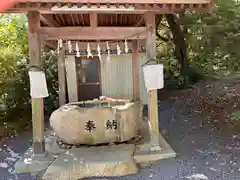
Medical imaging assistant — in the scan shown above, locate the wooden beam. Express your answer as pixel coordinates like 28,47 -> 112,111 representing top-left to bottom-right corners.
58,46 -> 66,106
40,14 -> 59,27
132,40 -> 140,101
90,12 -> 97,27
18,0 -> 211,4
27,11 -> 45,154
144,12 -> 161,150
62,40 -> 145,52
39,27 -> 147,40
44,40 -> 57,49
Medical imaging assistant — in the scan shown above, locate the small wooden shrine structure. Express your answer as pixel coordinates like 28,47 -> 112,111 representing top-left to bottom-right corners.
7,0 -> 211,158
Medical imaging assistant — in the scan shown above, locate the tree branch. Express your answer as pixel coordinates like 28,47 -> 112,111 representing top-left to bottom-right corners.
156,32 -> 170,42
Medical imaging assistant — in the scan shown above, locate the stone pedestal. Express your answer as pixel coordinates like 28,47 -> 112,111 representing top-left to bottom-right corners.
42,144 -> 138,180
14,149 -> 55,174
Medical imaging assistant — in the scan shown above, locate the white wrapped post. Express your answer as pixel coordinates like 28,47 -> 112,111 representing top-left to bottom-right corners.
29,70 -> 49,98
143,64 -> 164,91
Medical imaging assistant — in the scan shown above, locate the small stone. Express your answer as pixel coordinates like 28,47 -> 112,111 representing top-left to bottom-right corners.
219,162 -> 226,166
232,135 -> 238,139
0,162 -> 9,168
209,167 -> 217,172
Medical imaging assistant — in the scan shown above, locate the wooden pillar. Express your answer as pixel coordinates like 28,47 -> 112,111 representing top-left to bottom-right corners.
65,55 -> 78,102
58,45 -> 66,106
145,12 -> 160,149
132,40 -> 140,101
27,11 -> 45,154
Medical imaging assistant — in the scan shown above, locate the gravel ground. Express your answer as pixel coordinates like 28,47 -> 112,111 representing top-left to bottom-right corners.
0,100 -> 240,180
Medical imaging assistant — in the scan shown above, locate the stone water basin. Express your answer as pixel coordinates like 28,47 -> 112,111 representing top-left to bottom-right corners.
50,99 -> 142,145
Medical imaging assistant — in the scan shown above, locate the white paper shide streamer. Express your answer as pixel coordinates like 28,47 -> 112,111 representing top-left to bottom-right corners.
106,41 -> 110,62
124,39 -> 129,53
57,39 -> 63,54
97,43 -> 102,63
75,42 -> 80,57
68,40 -> 72,53
117,43 -> 121,55
87,43 -> 93,58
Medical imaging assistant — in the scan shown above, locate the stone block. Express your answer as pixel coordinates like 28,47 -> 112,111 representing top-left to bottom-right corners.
42,144 -> 138,180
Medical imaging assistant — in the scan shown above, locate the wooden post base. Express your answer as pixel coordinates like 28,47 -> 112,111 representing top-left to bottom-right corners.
134,120 -> 176,164
33,141 -> 45,154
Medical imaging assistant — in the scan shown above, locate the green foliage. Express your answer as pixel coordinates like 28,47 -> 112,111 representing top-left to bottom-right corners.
0,14 -> 58,133
187,0 -> 240,74
157,0 -> 240,88
42,50 -> 59,116
231,110 -> 240,121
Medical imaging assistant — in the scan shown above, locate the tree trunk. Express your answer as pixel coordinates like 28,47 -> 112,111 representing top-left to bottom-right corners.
165,14 -> 190,81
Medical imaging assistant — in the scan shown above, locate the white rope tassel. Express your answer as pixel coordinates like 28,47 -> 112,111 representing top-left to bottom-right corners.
76,42 -> 80,57
87,43 -> 93,58
97,43 -> 102,63
106,41 -> 110,62
117,42 -> 121,55
57,39 -> 63,54
68,40 -> 72,53
124,39 -> 129,53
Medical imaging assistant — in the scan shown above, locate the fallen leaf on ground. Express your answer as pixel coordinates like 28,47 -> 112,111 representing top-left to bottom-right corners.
185,173 -> 209,180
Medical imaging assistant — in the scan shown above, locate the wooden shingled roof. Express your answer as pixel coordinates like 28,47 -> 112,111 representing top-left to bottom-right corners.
8,0 -> 212,47
8,0 -> 212,14
8,0 -> 212,28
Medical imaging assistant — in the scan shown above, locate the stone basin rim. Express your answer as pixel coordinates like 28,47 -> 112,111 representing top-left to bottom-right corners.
62,99 -> 141,110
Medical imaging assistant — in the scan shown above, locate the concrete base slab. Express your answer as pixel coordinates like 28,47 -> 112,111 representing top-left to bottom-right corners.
134,134 -> 176,164
134,119 -> 176,164
45,131 -> 66,155
42,144 -> 138,180
14,148 -> 55,173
